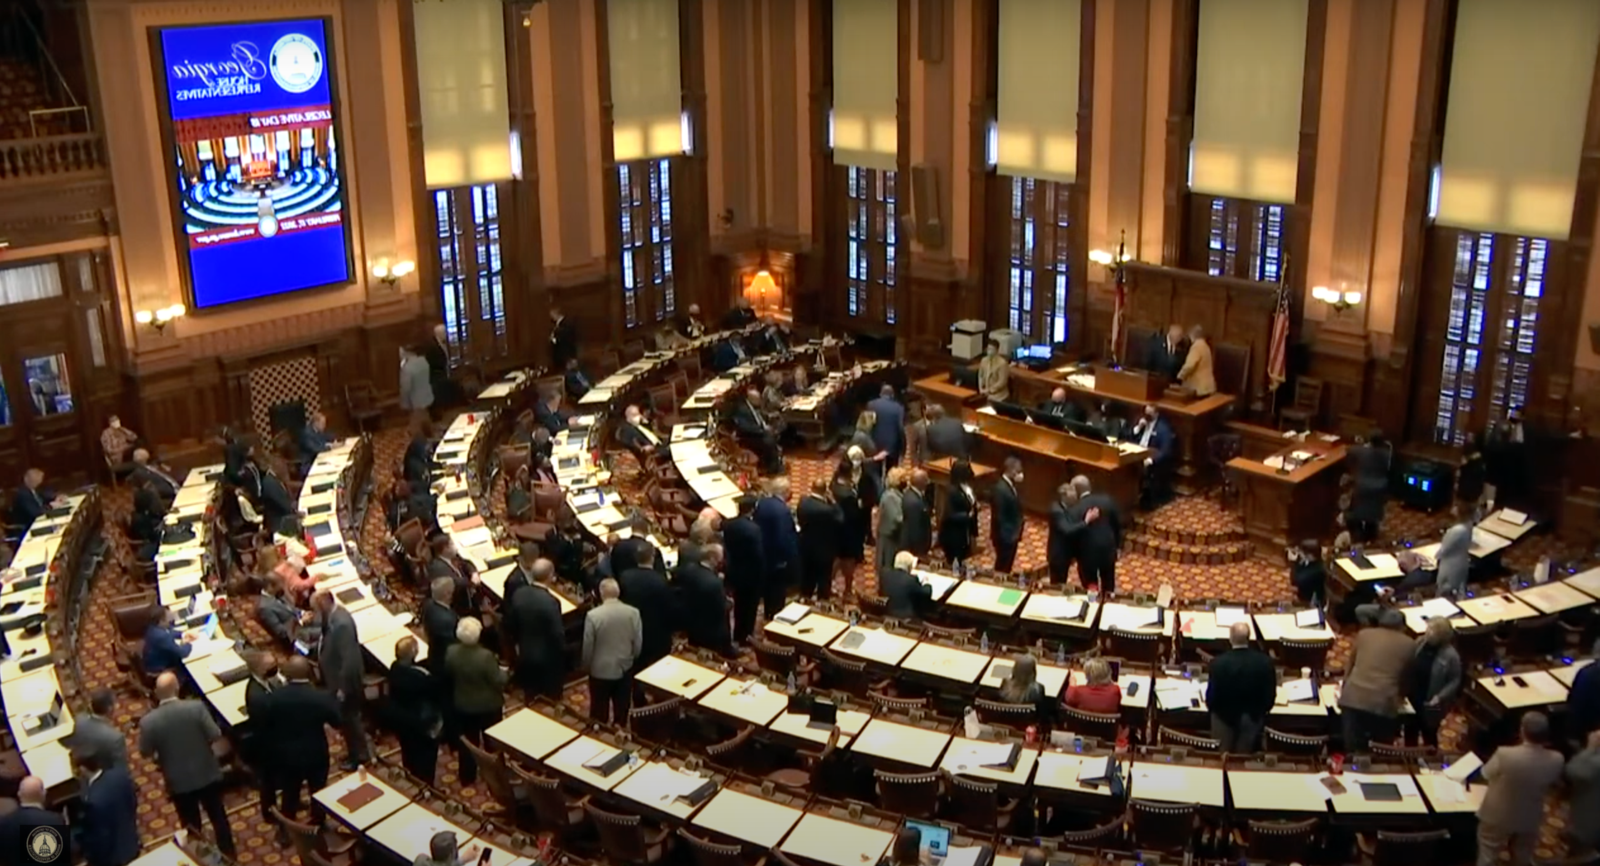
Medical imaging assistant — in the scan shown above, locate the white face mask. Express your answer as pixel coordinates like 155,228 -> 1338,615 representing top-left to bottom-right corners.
110,419 -> 120,429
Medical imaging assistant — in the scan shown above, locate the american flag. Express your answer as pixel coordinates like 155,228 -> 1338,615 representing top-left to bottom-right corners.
1266,278 -> 1291,392
1109,248 -> 1127,365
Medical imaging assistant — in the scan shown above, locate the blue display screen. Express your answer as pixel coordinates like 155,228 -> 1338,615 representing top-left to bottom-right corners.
155,19 -> 351,309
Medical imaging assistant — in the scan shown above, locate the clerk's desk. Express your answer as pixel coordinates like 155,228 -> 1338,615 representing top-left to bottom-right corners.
1227,438 -> 1347,553
961,407 -> 1147,514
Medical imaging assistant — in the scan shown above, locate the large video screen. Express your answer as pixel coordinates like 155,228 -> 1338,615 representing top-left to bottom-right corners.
155,19 -> 352,309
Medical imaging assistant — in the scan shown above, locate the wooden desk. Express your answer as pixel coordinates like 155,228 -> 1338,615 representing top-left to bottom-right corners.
1179,609 -> 1244,643
1098,602 -> 1176,637
485,708 -> 581,761
1414,770 -> 1485,814
912,375 -> 980,419
129,843 -> 199,866
963,408 -> 1145,515
944,579 -> 1029,619
697,677 -> 791,726
1228,770 -> 1332,813
980,656 -> 1070,698
1455,593 -> 1540,626
940,736 -> 1039,787
900,643 -> 991,686
767,707 -> 872,747
1253,611 -> 1335,644
543,736 -> 640,791
1478,510 -> 1537,542
366,803 -> 478,860
1549,658 -> 1593,687
762,611 -> 851,650
1474,671 -> 1569,710
827,626 -> 918,667
850,718 -> 952,768
691,788 -> 804,848
1018,592 -> 1099,639
1326,772 -> 1428,816
1569,567 -> 1600,597
636,655 -> 724,700
1228,440 -> 1347,553
1127,761 -> 1226,807
314,771 -> 412,830
1513,581 -> 1596,615
1335,553 -> 1405,584
609,761 -> 715,821
1032,751 -> 1120,800
779,813 -> 894,866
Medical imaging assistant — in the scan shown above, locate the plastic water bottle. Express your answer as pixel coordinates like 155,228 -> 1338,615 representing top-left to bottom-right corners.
980,632 -> 990,653
963,706 -> 980,738
1055,643 -> 1066,665
786,670 -> 797,693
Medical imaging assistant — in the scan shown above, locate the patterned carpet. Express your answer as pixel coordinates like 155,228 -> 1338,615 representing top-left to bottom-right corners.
74,421 -> 1586,862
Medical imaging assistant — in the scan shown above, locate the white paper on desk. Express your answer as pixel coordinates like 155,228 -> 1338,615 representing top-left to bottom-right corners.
1215,607 -> 1249,627
1155,683 -> 1199,711
206,653 -> 242,676
1443,752 -> 1483,783
951,742 -> 1017,769
632,767 -> 703,802
188,638 -> 234,660
1429,776 -> 1467,804
775,603 -> 810,625
1037,597 -> 1085,621
1293,609 -> 1324,629
1156,584 -> 1174,610
454,526 -> 493,550
1264,456 -> 1287,470
1418,597 -> 1460,619
1077,756 -> 1113,782
1281,678 -> 1316,703
1501,508 -> 1528,526
943,847 -> 985,866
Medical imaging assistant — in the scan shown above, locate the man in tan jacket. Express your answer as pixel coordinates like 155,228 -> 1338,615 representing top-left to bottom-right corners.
1478,712 -> 1563,866
977,339 -> 1011,403
1337,607 -> 1414,752
1176,325 -> 1217,397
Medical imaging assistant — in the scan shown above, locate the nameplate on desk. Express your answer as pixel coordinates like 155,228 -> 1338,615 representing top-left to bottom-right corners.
310,481 -> 337,495
444,489 -> 470,502
306,502 -> 333,516
583,750 -> 631,776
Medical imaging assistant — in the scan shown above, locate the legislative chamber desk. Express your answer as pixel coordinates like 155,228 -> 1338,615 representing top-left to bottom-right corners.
914,369 -> 1233,493
1227,438 -> 1347,553
962,407 -> 1146,514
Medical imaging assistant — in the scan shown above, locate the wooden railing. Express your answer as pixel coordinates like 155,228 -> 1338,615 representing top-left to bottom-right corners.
0,133 -> 108,183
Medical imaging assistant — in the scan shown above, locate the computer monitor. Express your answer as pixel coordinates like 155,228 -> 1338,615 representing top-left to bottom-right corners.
950,366 -> 979,389
1066,420 -> 1109,443
1032,410 -> 1066,431
991,402 -> 1031,423
904,820 -> 951,859
1026,344 -> 1052,360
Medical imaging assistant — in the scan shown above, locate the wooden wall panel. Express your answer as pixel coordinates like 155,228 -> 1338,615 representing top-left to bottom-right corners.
1121,263 -> 1284,403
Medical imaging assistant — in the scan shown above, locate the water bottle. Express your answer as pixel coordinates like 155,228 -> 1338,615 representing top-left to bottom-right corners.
787,670 -> 797,694
1017,571 -> 1027,589
980,631 -> 990,653
1055,643 -> 1066,665
963,706 -> 980,738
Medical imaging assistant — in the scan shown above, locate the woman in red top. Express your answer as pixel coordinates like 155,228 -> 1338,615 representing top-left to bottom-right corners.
1064,657 -> 1123,714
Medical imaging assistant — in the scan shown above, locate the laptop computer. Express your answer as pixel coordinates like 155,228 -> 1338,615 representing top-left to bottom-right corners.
807,698 -> 838,729
335,587 -> 365,605
905,820 -> 951,860
1359,782 -> 1404,802
22,694 -> 64,735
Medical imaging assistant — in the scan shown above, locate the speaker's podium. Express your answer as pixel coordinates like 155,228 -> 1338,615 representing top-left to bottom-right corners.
1093,365 -> 1166,402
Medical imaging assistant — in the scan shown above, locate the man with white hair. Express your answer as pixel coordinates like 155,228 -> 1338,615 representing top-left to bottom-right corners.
879,550 -> 934,621
618,404 -> 666,456
421,576 -> 460,674
1069,475 -> 1122,594
583,578 -> 642,723
732,387 -> 784,474
1204,622 -> 1276,753
130,447 -> 179,505
677,543 -> 734,656
678,303 -> 707,339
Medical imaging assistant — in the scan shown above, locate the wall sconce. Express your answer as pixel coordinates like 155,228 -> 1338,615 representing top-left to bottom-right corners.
134,304 -> 186,334
748,268 -> 778,314
1311,285 -> 1363,313
371,259 -> 415,289
1089,229 -> 1134,275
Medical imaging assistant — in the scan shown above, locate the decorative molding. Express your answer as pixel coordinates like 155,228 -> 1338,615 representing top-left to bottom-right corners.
543,259 -> 609,288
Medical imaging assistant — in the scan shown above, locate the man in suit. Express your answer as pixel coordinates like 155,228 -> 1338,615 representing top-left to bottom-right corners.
252,458 -> 298,535
1047,483 -> 1082,586
1176,325 -> 1216,397
9,468 -> 64,529
75,750 -> 140,866
676,544 -> 735,656
610,516 -> 662,575
1070,476 -> 1122,593
990,457 -> 1025,574
722,296 -> 758,330
421,577 -> 460,675
240,652 -> 282,828
675,514 -> 720,581
924,405 -> 969,460
582,578 -> 642,723
1345,433 -> 1391,542
68,688 -> 128,772
977,340 -> 1011,403
312,589 -> 370,769
129,448 -> 180,506
0,777 -> 66,861
549,306 -> 578,370
258,575 -> 319,648
1204,622 -> 1276,753
723,495 -> 766,642
866,385 -> 906,469
533,384 -> 570,434
1478,712 -> 1564,866
1149,324 -> 1187,380
298,412 -> 335,457
797,479 -> 843,600
1130,405 -> 1178,507
678,303 -> 708,339
754,478 -> 801,615
563,358 -> 593,402
617,556 -> 674,671
876,470 -> 905,575
505,557 -> 567,700
880,551 -> 934,620
732,388 -> 784,475
1337,607 -> 1414,752
901,470 -> 934,558
711,335 -> 749,372
399,344 -> 435,425
261,655 -> 341,821
1037,388 -> 1087,425
1433,520 -> 1472,599
139,673 -> 235,857
618,405 -> 667,457
142,606 -> 196,675
426,323 -> 458,409
759,319 -> 795,356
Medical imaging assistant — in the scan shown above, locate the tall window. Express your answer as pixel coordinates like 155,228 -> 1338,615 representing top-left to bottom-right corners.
1432,233 -> 1546,445
618,158 -> 678,329
1190,195 -> 1287,283
845,166 -> 898,325
1006,177 -> 1072,343
435,184 -> 508,359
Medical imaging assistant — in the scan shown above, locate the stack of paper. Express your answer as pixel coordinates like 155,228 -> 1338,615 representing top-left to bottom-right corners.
775,603 -> 810,625
1215,607 -> 1249,627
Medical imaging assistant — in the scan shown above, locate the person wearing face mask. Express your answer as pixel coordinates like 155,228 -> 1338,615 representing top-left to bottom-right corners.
977,340 -> 1011,403
1287,538 -> 1327,605
733,387 -> 785,475
990,457 -> 1025,573
1131,405 -> 1177,507
939,460 -> 978,569
240,652 -> 283,832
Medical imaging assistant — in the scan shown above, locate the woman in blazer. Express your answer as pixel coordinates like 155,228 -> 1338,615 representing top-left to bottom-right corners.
938,460 -> 977,569
831,463 -> 867,597
444,618 -> 507,785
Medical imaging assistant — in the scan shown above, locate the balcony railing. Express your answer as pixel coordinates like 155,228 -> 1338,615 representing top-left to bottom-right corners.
0,133 -> 107,183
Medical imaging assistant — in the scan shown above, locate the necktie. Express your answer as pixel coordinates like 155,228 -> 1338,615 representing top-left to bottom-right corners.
639,424 -> 660,446
1140,423 -> 1154,447
752,403 -> 767,430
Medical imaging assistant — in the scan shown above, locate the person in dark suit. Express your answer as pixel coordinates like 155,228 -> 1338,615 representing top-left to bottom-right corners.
754,477 -> 801,619
721,296 -> 758,330
388,480 -> 438,534
938,460 -> 978,569
1344,433 -> 1391,542
239,653 -> 282,831
533,384 -> 570,434
866,385 -> 907,469
129,488 -> 164,562
142,606 -> 195,675
678,303 -> 708,339
139,673 -> 235,856
723,496 -> 765,642
427,535 -> 481,615
901,471 -> 933,558
10,468 -> 64,529
711,335 -> 749,372
797,479 -> 843,600
68,689 -> 128,773
924,405 -> 969,460
298,412 -> 335,457
617,560 -> 675,670
421,577 -> 461,675
403,421 -> 434,489
563,358 -> 594,401
260,655 -> 341,821
1130,405 -> 1178,507
252,460 -> 297,535
617,405 -> 667,457
1069,475 -> 1122,594
549,306 -> 578,370
676,544 -> 735,656
129,448 -> 180,506
1148,324 -> 1188,380
834,458 -> 869,597
879,551 -> 934,620
0,777 -> 66,863
312,590 -> 370,769
610,519 -> 662,575
505,557 -> 567,699
1288,539 -> 1327,605
732,388 -> 784,475
75,751 -> 140,866
1047,483 -> 1082,586
384,636 -> 442,785
257,574 -> 315,649
426,324 -> 457,409
1204,622 -> 1277,753
758,319 -> 795,356
1037,388 -> 1087,425
990,457 -> 1025,574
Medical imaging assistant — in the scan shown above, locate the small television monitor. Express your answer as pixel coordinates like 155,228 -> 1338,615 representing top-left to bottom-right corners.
904,820 -> 951,858
991,402 -> 1031,423
1027,344 -> 1053,360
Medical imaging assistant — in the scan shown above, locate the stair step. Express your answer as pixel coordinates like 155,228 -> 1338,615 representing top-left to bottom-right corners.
1130,517 -> 1247,546
1124,532 -> 1253,565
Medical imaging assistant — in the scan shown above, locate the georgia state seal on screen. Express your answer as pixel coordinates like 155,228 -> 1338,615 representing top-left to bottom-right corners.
270,33 -> 324,94
24,825 -> 64,864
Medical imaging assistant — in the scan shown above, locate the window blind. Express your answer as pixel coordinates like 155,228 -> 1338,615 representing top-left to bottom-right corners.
413,0 -> 515,187
608,0 -> 685,161
1435,0 -> 1600,240
832,0 -> 898,171
996,0 -> 1081,182
1189,0 -> 1308,203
